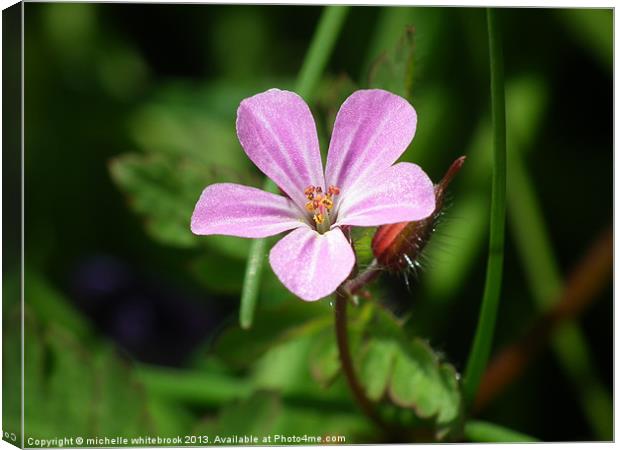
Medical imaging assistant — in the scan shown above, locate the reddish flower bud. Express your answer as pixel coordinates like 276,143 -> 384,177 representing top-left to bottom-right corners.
371,156 -> 466,271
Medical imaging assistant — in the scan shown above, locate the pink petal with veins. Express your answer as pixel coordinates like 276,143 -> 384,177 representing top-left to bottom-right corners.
335,162 -> 435,227
237,89 -> 325,210
325,89 -> 417,196
191,183 -> 305,238
269,227 -> 355,301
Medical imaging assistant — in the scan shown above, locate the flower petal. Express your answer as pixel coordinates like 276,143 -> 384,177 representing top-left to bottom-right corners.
269,227 -> 355,301
325,89 -> 417,194
335,162 -> 435,227
191,183 -> 305,238
236,89 -> 325,210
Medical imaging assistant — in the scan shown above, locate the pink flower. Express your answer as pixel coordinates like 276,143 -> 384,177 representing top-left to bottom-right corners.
191,89 -> 435,301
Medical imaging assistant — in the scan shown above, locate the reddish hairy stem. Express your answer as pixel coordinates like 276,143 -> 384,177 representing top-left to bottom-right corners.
334,290 -> 387,430
474,226 -> 613,412
342,259 -> 381,295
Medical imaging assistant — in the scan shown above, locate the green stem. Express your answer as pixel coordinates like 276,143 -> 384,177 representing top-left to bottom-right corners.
239,237 -> 267,329
239,6 -> 350,329
464,420 -> 539,443
463,8 -> 507,405
296,6 -> 350,99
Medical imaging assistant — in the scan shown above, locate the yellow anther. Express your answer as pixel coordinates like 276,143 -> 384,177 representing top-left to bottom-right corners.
305,201 -> 315,212
304,186 -> 315,200
322,197 -> 333,210
313,213 -> 324,225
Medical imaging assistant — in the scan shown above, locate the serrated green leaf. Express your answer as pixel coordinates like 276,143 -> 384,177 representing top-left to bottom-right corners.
145,396 -> 195,439
309,332 -> 341,386
111,83 -> 257,251
22,310 -> 153,439
389,339 -> 443,418
436,364 -> 462,424
25,268 -> 91,339
359,338 -> 397,401
129,101 -> 246,171
194,391 -> 368,442
92,347 -> 154,436
109,152 -> 202,248
213,300 -> 332,369
42,327 -> 95,436
342,304 -> 463,437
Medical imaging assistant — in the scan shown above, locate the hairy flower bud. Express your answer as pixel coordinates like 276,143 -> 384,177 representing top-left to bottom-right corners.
371,156 -> 466,271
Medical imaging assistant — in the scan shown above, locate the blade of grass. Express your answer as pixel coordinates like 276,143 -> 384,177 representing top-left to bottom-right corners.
464,420 -> 539,442
296,6 -> 350,100
239,6 -> 350,329
463,8 -> 506,405
135,365 -> 252,406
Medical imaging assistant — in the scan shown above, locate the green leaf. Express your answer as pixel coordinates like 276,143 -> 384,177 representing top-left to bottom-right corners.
213,300 -> 332,370
464,420 -> 538,442
22,309 -> 154,439
25,268 -> 91,339
308,331 -> 341,386
194,391 -> 368,443
91,347 -> 154,436
367,26 -> 416,98
135,364 -> 252,407
436,364 -> 462,429
358,338 -> 397,401
109,152 -> 202,248
332,303 -> 463,439
144,396 -> 196,439
110,83 -> 257,250
388,339 -> 444,417
128,96 -> 247,170
251,335 -> 317,395
110,148 -> 251,254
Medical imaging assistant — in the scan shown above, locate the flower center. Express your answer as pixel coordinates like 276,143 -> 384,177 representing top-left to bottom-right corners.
304,185 -> 340,233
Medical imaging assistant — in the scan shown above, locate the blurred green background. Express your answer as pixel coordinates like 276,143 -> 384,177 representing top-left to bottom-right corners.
4,4 -> 612,443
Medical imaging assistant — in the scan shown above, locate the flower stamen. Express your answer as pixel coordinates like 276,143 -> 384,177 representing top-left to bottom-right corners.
304,186 -> 315,200
304,184 -> 340,231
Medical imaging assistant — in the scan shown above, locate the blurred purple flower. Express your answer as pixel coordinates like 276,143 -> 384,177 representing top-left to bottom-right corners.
191,89 -> 435,301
